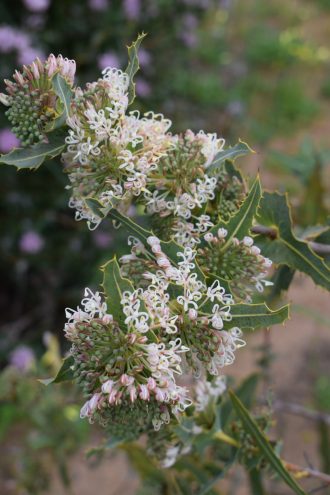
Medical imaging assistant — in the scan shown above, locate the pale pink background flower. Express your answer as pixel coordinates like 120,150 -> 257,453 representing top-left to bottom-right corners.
23,0 -> 50,12
97,51 -> 120,70
136,78 -> 151,97
123,0 -> 140,20
10,346 -> 35,372
0,128 -> 20,153
19,231 -> 44,254
93,231 -> 113,248
88,0 -> 109,11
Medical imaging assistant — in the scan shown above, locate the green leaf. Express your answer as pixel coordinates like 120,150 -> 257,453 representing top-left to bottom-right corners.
266,265 -> 295,304
202,176 -> 261,251
229,391 -> 307,495
221,373 -> 259,429
39,355 -> 75,385
101,257 -> 135,326
0,131 -> 65,169
248,468 -> 266,495
48,73 -> 73,130
85,197 -> 108,220
125,33 -> 147,105
224,302 -> 289,329
207,140 -> 254,176
201,300 -> 289,329
255,192 -> 330,291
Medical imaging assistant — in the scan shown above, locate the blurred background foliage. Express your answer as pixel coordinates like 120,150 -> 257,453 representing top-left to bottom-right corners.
0,0 -> 329,493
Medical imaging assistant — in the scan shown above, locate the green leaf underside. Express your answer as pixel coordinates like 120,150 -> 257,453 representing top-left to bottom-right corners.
125,32 -> 147,105
203,176 -> 261,250
207,140 -> 254,176
0,131 -> 65,169
39,355 -> 75,385
101,257 -> 135,326
255,192 -> 330,290
229,391 -> 307,495
50,73 -> 73,130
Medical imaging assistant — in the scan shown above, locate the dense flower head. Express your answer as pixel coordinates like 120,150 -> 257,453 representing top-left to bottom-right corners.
65,287 -> 191,436
144,130 -> 224,219
0,54 -> 76,146
198,231 -> 272,301
63,67 -> 172,228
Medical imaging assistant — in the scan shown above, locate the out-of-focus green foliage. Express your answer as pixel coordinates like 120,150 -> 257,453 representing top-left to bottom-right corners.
0,335 -> 89,494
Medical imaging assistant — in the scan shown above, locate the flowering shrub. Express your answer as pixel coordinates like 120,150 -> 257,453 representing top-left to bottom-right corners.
1,36 -> 330,494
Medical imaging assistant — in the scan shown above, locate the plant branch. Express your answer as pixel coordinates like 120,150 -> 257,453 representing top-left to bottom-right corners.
271,400 -> 330,426
251,225 -> 330,255
283,462 -> 330,485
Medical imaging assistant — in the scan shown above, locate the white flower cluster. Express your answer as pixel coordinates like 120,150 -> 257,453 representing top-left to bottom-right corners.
63,67 -> 172,228
195,375 -> 227,412
64,287 -> 191,429
145,174 -> 217,220
121,235 -> 246,375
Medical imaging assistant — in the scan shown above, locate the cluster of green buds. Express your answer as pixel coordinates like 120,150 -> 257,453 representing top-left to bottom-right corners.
0,54 -> 75,146
198,230 -> 272,301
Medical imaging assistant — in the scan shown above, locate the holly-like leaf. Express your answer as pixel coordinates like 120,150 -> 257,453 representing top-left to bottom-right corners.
223,302 -> 289,329
207,140 -> 254,176
229,391 -> 307,495
202,176 -> 261,250
0,131 -> 65,169
48,73 -> 73,130
101,257 -> 135,326
39,355 -> 75,385
125,32 -> 147,105
266,265 -> 295,303
255,192 -> 330,291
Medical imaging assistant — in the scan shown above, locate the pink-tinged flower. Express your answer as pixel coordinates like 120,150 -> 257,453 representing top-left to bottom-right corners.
136,78 -> 151,98
120,374 -> 134,386
101,379 -> 115,393
147,377 -> 157,391
123,0 -> 140,20
88,0 -> 108,11
139,384 -> 150,401
0,128 -> 20,152
10,346 -> 35,372
19,231 -> 44,254
23,0 -> 50,12
97,51 -> 120,70
129,385 -> 137,402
